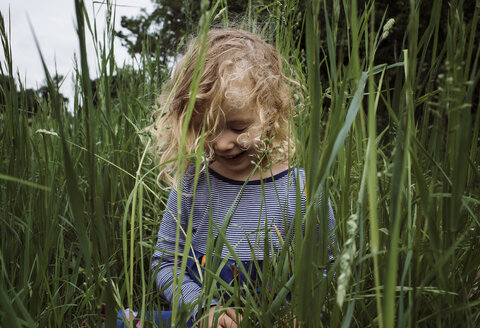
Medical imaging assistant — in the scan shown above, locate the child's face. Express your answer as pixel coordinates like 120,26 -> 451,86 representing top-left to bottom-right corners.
207,75 -> 262,180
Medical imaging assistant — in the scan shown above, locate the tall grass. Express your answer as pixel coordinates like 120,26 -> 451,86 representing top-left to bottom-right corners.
0,0 -> 479,327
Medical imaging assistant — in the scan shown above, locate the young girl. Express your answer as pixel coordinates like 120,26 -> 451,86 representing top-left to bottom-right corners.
117,28 -> 335,328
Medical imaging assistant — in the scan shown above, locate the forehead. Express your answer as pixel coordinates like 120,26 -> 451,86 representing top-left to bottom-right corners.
221,64 -> 258,121
222,101 -> 257,124
222,90 -> 258,124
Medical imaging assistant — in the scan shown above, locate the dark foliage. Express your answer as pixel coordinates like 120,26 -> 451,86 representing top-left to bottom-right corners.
0,74 -> 68,117
116,0 -> 203,66
116,0 -> 251,66
117,1 -> 478,70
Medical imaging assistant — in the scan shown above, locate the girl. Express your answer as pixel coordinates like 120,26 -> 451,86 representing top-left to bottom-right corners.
118,28 -> 335,327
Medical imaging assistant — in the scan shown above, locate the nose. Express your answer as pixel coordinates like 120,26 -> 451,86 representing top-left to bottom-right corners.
214,129 -> 236,153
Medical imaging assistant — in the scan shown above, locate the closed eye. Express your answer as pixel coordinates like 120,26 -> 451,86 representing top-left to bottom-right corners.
231,127 -> 247,133
227,119 -> 253,134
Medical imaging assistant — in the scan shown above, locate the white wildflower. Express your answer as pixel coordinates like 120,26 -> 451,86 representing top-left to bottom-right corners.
380,18 -> 396,41
384,18 -> 395,31
35,129 -> 58,137
337,213 -> 358,307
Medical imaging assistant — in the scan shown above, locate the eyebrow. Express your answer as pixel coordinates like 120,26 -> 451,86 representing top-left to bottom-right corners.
227,119 -> 253,125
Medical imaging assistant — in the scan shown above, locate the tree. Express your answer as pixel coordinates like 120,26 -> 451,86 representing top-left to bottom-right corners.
0,73 -> 68,117
116,0 -> 479,116
116,0 -> 253,66
116,1 -> 202,66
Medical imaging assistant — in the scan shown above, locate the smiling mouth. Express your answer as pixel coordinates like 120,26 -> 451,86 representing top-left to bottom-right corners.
222,151 -> 245,160
224,152 -> 245,160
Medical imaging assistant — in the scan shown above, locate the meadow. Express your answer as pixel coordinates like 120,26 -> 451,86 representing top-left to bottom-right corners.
0,0 -> 479,327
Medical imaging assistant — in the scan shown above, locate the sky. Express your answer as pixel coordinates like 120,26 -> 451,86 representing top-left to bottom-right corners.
0,0 -> 154,102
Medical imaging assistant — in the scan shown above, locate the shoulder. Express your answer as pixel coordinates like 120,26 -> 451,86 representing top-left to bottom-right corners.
287,167 -> 306,187
166,166 -> 209,199
292,167 -> 306,179
182,166 -> 197,191
182,166 -> 209,191
257,166 -> 306,188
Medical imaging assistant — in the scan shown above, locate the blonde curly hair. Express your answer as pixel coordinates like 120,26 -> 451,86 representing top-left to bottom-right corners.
149,28 -> 296,188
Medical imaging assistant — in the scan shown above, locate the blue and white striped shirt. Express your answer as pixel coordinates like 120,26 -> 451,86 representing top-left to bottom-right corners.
151,166 -> 335,314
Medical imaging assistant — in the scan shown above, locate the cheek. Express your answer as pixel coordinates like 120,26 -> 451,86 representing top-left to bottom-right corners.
237,128 -> 262,150
237,133 -> 251,149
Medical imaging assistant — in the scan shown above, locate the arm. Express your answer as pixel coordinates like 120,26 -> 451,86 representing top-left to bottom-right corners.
296,168 -> 336,260
327,198 -> 336,263
151,187 -> 206,319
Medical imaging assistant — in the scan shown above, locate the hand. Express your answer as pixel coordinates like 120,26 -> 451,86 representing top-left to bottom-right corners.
200,305 -> 242,328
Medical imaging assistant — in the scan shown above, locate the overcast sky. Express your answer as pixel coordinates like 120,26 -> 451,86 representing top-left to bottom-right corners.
0,0 -> 154,101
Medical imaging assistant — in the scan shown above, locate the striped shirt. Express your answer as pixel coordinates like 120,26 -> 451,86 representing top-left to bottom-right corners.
151,166 -> 335,315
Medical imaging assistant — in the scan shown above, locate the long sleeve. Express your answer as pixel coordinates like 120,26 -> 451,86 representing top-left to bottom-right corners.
151,186 -> 205,318
327,198 -> 336,261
